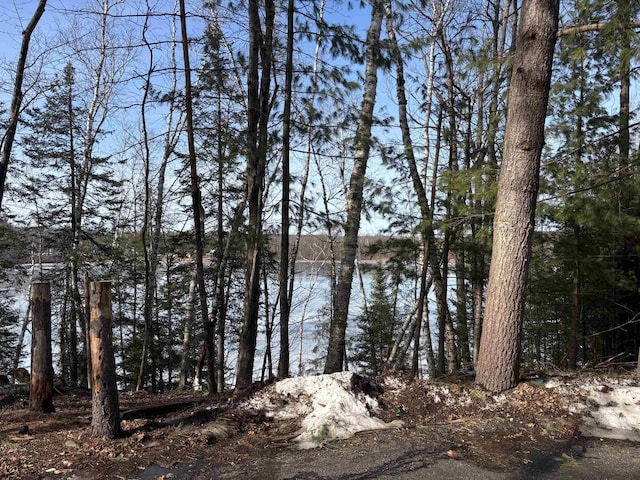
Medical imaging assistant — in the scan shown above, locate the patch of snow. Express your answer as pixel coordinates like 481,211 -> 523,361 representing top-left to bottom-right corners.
243,372 -> 401,449
579,384 -> 640,442
542,375 -> 640,442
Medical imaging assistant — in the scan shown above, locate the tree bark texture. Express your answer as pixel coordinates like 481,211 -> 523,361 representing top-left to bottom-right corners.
30,282 -> 54,413
325,0 -> 384,373
476,0 -> 559,393
89,281 -> 122,439
84,272 -> 92,388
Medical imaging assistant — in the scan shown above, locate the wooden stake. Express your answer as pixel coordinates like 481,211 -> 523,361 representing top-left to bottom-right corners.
84,272 -> 92,389
30,282 -> 54,413
89,281 -> 121,439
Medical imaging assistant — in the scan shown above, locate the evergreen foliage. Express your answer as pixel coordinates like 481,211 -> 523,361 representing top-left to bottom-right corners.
0,222 -> 22,372
530,0 -> 640,368
353,267 -> 402,376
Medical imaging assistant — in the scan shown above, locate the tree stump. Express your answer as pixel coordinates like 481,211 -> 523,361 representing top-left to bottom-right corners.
89,281 -> 122,439
30,282 -> 54,413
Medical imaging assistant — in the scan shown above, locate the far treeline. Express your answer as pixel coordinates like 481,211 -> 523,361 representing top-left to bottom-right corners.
0,0 -> 639,394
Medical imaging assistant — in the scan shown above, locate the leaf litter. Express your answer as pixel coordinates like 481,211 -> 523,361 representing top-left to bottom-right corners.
1,370 -> 640,478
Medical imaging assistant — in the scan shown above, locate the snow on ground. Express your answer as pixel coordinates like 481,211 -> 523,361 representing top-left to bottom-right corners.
243,371 -> 401,449
561,377 -> 640,442
546,375 -> 640,442
241,371 -> 640,448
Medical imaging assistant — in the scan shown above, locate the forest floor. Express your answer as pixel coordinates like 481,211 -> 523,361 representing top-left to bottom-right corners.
1,370 -> 640,479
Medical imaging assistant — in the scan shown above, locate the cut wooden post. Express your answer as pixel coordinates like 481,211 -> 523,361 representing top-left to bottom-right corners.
30,282 -> 54,413
89,281 -> 122,439
84,272 -> 92,389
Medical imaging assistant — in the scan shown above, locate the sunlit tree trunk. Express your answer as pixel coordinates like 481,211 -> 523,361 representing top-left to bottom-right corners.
476,0 -> 559,393
89,281 -> 121,439
325,0 -> 384,373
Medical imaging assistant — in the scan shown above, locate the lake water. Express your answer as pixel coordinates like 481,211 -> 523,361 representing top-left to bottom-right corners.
4,260 -> 441,384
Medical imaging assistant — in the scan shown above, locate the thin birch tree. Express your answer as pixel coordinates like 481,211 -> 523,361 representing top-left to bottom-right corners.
325,0 -> 384,373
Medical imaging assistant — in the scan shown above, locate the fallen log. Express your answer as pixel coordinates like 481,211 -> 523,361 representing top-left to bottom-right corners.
120,398 -> 207,420
0,384 -> 30,396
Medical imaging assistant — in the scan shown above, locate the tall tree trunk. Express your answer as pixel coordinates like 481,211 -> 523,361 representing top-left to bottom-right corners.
476,0 -> 559,393
0,0 -> 47,209
137,7 -> 155,392
179,0 -> 215,393
471,72 -> 487,367
60,268 -> 71,382
66,68 -> 80,387
139,0 -> 183,392
213,65 -> 227,392
487,0 -> 515,174
325,0 -> 384,374
278,0 -> 295,379
440,31 -> 463,374
236,0 -> 275,388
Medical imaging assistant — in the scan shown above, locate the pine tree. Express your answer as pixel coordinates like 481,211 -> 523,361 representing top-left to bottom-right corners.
20,61 -> 119,385
353,268 -> 396,376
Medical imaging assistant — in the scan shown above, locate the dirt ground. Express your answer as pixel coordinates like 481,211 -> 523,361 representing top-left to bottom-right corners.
1,372 -> 639,479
